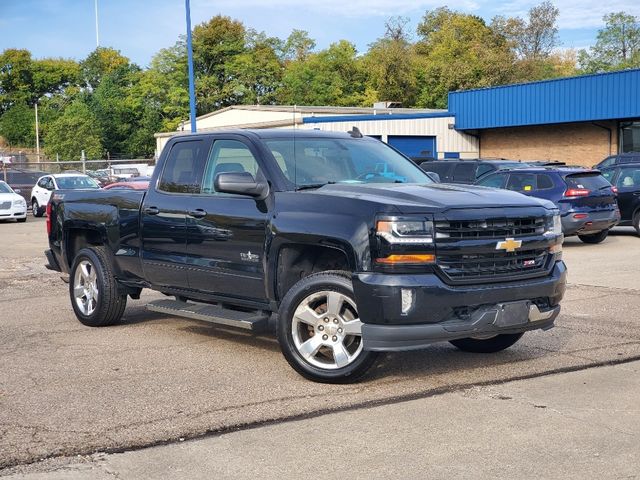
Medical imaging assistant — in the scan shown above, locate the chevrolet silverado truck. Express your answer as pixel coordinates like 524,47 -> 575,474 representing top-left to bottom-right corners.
45,129 -> 566,383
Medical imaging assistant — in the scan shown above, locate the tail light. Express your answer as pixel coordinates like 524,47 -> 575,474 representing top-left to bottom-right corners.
46,202 -> 52,235
612,186 -> 618,194
564,188 -> 590,197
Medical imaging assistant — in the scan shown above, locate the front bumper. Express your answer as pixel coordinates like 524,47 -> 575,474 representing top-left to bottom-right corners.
0,206 -> 27,219
561,209 -> 619,236
353,261 -> 566,351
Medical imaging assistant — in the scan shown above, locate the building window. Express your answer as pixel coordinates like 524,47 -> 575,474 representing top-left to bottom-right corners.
620,122 -> 640,153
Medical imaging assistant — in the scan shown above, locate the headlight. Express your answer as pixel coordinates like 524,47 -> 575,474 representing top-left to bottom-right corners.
376,218 -> 434,244
545,214 -> 562,236
13,199 -> 26,207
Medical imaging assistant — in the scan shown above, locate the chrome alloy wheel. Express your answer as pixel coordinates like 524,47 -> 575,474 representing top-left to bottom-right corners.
291,290 -> 364,370
73,260 -> 99,316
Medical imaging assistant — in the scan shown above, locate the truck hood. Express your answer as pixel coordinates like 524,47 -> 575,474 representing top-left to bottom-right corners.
308,183 -> 555,213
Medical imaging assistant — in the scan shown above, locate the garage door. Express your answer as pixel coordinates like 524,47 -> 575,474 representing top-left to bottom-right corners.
387,136 -> 436,160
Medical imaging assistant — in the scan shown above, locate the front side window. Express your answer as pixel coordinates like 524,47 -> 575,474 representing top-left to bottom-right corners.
616,167 -> 640,189
201,140 -> 260,194
38,177 -> 49,188
601,169 -> 615,183
265,137 -> 433,188
158,140 -> 206,194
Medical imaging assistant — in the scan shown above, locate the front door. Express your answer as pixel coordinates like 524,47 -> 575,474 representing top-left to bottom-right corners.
140,138 -> 209,289
614,165 -> 640,221
185,137 -> 269,301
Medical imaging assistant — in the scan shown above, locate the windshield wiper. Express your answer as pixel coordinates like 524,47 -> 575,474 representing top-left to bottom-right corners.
296,182 -> 335,191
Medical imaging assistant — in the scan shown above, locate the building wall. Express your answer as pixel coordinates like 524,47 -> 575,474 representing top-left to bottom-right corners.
299,117 -> 479,158
480,121 -> 618,166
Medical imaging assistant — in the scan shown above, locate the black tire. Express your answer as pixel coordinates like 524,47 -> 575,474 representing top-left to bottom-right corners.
277,271 -> 378,383
32,199 -> 43,217
17,217 -> 27,223
633,212 -> 640,235
450,333 -> 524,353
578,229 -> 609,244
69,246 -> 127,327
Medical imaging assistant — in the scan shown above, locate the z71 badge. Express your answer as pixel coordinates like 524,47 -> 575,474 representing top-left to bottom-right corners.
240,251 -> 260,262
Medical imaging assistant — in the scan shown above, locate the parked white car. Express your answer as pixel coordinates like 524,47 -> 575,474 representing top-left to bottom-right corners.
31,173 -> 100,217
0,180 -> 27,223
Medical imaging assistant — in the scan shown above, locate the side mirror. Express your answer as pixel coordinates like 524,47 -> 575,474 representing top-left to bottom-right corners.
214,172 -> 269,201
425,172 -> 441,183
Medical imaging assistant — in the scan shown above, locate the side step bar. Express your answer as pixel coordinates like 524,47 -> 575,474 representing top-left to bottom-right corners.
147,299 -> 270,332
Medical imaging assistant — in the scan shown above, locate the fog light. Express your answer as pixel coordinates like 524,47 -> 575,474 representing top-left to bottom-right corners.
401,288 -> 414,315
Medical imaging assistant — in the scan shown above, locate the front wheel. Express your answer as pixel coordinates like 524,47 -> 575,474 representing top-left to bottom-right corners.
277,271 -> 378,383
578,229 -> 609,244
449,333 -> 524,353
70,247 -> 127,327
633,212 -> 640,235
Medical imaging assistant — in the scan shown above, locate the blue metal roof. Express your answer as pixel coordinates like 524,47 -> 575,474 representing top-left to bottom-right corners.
302,111 -> 452,124
449,68 -> 640,130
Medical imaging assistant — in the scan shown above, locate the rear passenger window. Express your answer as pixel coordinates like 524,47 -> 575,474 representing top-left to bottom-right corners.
536,174 -> 554,190
476,164 -> 494,178
201,140 -> 260,194
421,163 -> 452,181
158,140 -> 206,194
506,173 -> 537,192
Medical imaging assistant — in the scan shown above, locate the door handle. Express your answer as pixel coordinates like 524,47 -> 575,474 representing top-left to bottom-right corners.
633,192 -> 640,196
144,206 -> 159,215
188,209 -> 207,219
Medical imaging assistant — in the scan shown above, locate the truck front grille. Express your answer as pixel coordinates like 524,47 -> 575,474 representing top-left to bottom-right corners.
438,248 -> 549,283
435,216 -> 547,239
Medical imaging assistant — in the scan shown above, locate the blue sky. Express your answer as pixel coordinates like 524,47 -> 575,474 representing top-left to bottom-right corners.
2,0 -> 640,67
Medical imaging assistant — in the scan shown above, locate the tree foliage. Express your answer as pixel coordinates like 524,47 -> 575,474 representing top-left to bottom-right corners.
579,12 -> 640,72
44,101 -> 103,160
0,7 -> 637,155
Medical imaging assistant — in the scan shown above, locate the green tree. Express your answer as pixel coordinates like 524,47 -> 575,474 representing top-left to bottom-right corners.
279,40 -> 369,106
415,7 -> 516,108
81,47 -> 131,89
491,2 -> 560,61
0,102 -> 35,146
192,15 -> 247,112
44,101 -> 103,160
281,29 -> 316,61
579,12 -> 640,72
364,17 -> 418,106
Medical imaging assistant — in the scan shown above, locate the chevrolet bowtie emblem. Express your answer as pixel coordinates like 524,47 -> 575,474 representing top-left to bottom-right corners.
496,237 -> 522,252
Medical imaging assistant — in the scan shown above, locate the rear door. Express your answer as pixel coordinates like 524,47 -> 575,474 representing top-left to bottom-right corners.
140,138 -> 210,289
185,137 -> 269,301
613,166 -> 640,221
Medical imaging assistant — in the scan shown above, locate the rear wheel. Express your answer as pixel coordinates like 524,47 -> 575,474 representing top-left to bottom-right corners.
578,229 -> 609,244
449,333 -> 524,353
32,199 -> 43,217
633,212 -> 640,235
70,246 -> 127,327
277,271 -> 378,383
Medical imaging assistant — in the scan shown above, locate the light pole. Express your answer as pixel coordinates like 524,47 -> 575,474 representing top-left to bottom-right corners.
185,0 -> 197,133
34,101 -> 40,161
95,0 -> 100,47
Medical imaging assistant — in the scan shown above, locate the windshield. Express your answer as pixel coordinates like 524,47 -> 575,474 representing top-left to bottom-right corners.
56,176 -> 100,189
0,182 -> 13,194
264,137 -> 434,188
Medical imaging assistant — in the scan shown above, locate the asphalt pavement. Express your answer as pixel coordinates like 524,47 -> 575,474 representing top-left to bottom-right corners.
1,218 -> 639,477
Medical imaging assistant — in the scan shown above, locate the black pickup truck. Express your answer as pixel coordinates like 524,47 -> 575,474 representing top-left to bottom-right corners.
45,129 -> 566,383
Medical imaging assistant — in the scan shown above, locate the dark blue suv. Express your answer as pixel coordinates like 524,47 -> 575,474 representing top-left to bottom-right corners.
476,167 -> 620,243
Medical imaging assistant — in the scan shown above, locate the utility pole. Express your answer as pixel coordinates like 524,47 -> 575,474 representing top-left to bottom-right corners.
185,0 -> 197,133
34,101 -> 40,161
95,0 -> 100,47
